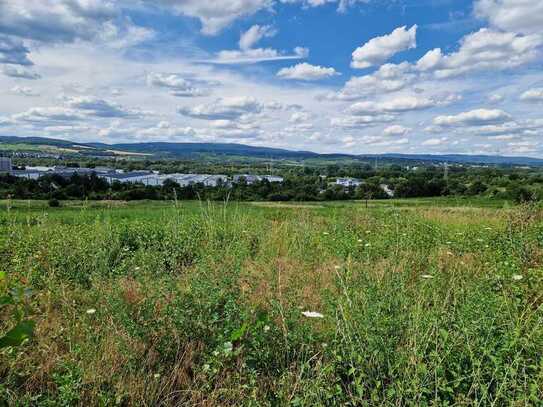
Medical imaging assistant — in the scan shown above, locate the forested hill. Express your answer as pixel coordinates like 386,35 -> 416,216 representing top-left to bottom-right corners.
2,135 -> 543,166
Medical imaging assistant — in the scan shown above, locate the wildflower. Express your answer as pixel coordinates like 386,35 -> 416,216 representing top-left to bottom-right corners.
421,275 -> 434,279
512,274 -> 523,281
357,239 -> 363,243
134,266 -> 141,271
364,243 -> 371,247
223,342 -> 233,353
302,311 -> 324,318
203,364 -> 210,371
323,232 -> 329,235
264,325 -> 270,332
86,308 -> 96,315
153,373 -> 161,379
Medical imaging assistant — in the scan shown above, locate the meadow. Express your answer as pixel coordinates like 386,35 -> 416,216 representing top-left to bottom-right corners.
1,198 -> 542,405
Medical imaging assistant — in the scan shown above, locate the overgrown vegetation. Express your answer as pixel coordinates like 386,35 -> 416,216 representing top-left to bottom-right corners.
1,199 -> 542,405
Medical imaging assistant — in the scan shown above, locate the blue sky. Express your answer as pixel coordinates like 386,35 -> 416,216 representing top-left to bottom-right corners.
0,0 -> 542,156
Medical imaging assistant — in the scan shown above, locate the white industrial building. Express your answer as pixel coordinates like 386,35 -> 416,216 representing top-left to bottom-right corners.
8,166 -> 283,188
336,178 -> 363,187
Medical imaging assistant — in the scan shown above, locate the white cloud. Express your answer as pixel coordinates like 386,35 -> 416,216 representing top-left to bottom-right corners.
239,25 -> 276,50
0,34 -> 32,66
178,96 -> 264,120
0,0 -> 118,43
147,72 -> 215,97
520,88 -> 543,102
210,26 -> 308,64
351,25 -> 417,69
10,86 -> 39,97
328,62 -> 414,100
433,109 -> 512,127
422,137 -> 448,146
149,0 -> 273,36
12,107 -> 83,124
213,47 -> 308,64
277,62 -> 339,80
474,0 -> 543,36
383,125 -> 410,136
66,96 -> 140,118
416,29 -> 542,78
331,114 -> 394,128
487,94 -> 504,103
348,95 -> 435,115
1,65 -> 40,79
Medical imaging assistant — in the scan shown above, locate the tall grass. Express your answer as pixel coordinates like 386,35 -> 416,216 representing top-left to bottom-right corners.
0,200 -> 542,405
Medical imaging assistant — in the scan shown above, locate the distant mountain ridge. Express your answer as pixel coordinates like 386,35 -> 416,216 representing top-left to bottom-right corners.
2,135 -> 543,166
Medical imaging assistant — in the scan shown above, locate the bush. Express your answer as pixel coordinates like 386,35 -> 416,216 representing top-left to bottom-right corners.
48,198 -> 61,208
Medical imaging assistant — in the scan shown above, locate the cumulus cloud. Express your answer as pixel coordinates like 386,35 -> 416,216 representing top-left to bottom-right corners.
520,88 -> 543,102
178,97 -> 264,120
239,25 -> 276,50
146,72 -> 216,97
1,65 -> 40,79
422,137 -> 448,146
383,125 -> 410,137
148,0 -> 273,36
348,95 -> 435,115
351,25 -> 417,69
0,34 -> 32,66
416,28 -> 542,78
12,107 -> 83,124
474,0 -> 543,36
327,62 -> 414,100
0,0 -> 118,43
66,96 -> 140,118
210,25 -> 308,64
277,62 -> 339,80
433,109 -> 512,127
331,114 -> 394,128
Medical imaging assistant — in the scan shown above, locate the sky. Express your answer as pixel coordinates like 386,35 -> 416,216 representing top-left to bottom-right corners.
0,0 -> 543,157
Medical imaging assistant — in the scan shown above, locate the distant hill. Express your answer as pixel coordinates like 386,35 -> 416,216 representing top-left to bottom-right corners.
2,135 -> 543,167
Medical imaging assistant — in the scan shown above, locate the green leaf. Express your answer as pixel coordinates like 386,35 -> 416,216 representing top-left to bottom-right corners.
230,322 -> 248,342
0,320 -> 35,348
0,295 -> 14,308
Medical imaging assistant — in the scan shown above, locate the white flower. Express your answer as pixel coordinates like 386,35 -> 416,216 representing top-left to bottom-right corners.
263,325 -> 270,332
86,308 -> 96,315
364,243 -> 371,247
323,232 -> 330,235
357,239 -> 363,243
421,275 -> 434,279
302,311 -> 324,318
153,373 -> 161,379
512,275 -> 523,281
134,266 -> 141,271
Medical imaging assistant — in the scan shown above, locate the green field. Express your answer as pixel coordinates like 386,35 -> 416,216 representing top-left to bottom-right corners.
1,199 -> 542,405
